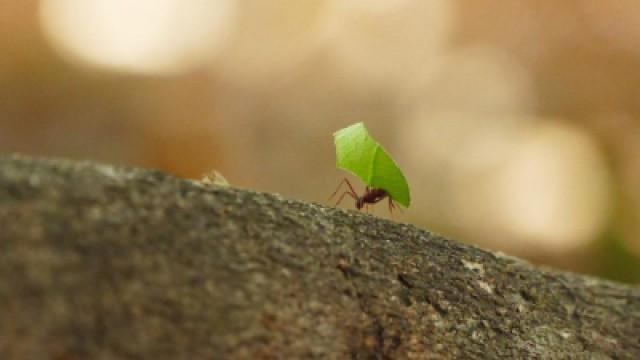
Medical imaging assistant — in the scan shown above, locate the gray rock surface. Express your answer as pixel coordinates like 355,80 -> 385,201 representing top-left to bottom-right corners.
1,154 -> 639,359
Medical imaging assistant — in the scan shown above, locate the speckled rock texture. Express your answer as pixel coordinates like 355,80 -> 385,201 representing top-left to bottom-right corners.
0,154 -> 639,359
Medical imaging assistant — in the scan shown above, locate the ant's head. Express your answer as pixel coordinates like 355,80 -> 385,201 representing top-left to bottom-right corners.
356,197 -> 365,210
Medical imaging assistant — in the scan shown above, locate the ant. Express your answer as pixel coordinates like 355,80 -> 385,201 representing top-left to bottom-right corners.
329,178 -> 403,217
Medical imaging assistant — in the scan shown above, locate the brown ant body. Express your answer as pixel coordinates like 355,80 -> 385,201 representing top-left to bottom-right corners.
329,178 -> 402,216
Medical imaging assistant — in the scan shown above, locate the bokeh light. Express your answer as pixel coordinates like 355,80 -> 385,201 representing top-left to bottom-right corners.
495,122 -> 612,253
215,0 -> 327,84
39,0 -> 235,74
320,0 -> 452,89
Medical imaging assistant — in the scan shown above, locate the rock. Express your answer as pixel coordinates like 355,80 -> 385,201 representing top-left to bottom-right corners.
1,154 -> 639,359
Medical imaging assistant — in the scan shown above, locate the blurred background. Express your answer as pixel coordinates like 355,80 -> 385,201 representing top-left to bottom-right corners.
2,0 -> 640,283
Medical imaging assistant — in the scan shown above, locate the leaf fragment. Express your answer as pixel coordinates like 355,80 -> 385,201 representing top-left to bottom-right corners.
334,122 -> 411,207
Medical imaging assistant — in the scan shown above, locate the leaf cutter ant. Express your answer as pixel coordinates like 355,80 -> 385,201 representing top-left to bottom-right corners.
329,178 -> 403,217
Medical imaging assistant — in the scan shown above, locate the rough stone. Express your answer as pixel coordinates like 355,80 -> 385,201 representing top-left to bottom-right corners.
0,154 -> 639,359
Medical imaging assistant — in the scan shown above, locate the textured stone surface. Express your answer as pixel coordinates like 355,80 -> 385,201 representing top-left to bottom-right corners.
0,154 -> 639,359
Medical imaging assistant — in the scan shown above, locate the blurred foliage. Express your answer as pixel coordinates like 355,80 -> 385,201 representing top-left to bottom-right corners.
597,230 -> 640,284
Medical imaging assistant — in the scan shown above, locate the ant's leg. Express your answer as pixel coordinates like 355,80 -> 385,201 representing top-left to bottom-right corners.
328,178 -> 358,202
392,200 -> 404,214
328,178 -> 348,202
343,178 -> 359,199
334,190 -> 358,207
388,199 -> 404,219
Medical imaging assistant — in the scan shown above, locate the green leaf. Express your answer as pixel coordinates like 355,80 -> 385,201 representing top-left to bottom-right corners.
334,122 -> 411,207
